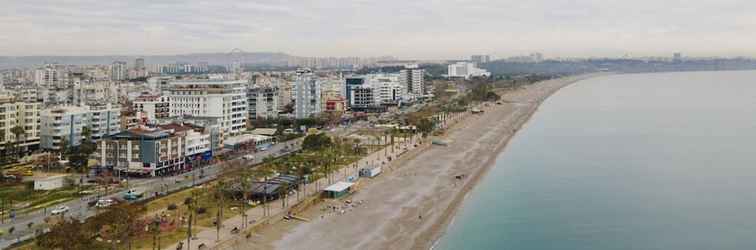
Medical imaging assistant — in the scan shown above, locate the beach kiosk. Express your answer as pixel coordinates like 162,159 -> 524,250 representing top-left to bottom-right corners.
323,181 -> 354,199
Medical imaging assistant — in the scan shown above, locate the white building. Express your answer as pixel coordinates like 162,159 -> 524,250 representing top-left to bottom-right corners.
40,105 -> 89,150
399,66 -> 424,98
111,61 -> 128,81
447,62 -> 491,79
39,104 -> 121,150
87,102 -> 121,140
247,86 -> 279,120
0,95 -> 41,153
133,94 -> 170,122
34,65 -> 61,87
294,69 -> 322,119
167,80 -> 247,138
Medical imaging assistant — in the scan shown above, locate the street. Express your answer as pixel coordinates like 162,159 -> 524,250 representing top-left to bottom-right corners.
0,139 -> 301,249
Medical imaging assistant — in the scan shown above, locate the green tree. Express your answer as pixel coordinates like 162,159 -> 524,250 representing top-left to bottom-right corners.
10,126 -> 25,158
38,218 -> 106,250
302,133 -> 332,151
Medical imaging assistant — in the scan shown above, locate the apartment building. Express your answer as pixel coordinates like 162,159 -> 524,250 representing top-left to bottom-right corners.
294,69 -> 321,119
247,86 -> 279,120
133,94 -> 170,122
39,104 -> 121,150
167,80 -> 247,139
0,95 -> 41,153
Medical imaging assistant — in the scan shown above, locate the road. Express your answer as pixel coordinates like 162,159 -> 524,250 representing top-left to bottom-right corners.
0,139 -> 302,249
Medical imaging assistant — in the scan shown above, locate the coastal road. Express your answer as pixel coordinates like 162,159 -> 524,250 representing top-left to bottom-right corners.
0,139 -> 301,249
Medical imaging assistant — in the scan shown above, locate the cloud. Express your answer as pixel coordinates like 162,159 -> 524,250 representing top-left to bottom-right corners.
1,0 -> 756,59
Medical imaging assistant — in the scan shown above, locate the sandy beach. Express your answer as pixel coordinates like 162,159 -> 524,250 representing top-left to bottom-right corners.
240,75 -> 600,250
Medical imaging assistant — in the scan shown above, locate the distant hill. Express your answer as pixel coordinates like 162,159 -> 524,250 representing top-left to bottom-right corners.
0,52 -> 292,69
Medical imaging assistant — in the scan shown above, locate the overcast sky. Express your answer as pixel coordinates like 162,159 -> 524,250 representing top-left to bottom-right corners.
1,0 -> 755,59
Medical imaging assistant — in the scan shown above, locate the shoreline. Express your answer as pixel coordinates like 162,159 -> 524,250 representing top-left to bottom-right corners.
422,75 -> 591,249
262,74 -> 605,250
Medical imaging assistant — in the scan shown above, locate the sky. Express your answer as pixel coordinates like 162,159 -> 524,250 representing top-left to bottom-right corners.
1,0 -> 755,59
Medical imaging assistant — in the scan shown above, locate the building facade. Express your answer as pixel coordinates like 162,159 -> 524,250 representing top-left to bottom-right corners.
168,80 -> 247,139
133,94 -> 170,122
399,66 -> 424,98
111,61 -> 128,81
294,69 -> 322,119
0,95 -> 41,153
247,86 -> 279,120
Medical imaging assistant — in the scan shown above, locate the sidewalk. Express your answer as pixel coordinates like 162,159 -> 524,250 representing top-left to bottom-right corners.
167,134 -> 425,250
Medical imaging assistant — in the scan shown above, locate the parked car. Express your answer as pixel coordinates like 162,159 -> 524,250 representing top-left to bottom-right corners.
51,206 -> 69,215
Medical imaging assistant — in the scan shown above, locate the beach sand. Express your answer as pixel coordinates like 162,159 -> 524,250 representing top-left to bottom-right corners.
240,75 -> 600,250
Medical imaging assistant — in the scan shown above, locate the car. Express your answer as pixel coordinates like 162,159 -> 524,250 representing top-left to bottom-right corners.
242,154 -> 255,160
95,199 -> 115,208
51,206 -> 69,215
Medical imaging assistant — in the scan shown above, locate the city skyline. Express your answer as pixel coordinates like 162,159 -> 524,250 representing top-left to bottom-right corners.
3,0 -> 756,59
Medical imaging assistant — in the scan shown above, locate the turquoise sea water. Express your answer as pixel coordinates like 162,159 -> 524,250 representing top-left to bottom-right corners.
436,71 -> 756,250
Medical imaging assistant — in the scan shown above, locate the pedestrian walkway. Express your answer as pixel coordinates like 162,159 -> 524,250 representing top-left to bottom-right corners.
166,133 -> 425,250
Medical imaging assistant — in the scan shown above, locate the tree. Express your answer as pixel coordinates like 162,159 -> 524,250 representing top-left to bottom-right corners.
37,218 -> 105,250
302,133 -> 332,151
67,127 -> 97,173
10,126 -> 25,158
88,205 -> 142,250
214,180 -> 227,241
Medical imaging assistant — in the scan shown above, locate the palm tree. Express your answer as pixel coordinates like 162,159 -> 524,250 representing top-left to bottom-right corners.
10,126 -> 25,159
215,180 -> 226,241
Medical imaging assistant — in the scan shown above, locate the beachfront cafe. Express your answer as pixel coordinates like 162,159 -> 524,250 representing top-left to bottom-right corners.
322,181 -> 354,199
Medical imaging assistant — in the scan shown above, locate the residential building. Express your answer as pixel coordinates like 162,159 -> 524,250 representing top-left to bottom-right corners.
98,126 -> 187,177
399,66 -> 424,97
34,64 -> 61,87
294,69 -> 321,119
40,104 -> 121,150
0,95 -> 41,153
133,94 -> 170,122
111,61 -> 128,81
167,80 -> 247,139
87,102 -> 121,140
40,106 -> 89,150
247,86 -> 279,120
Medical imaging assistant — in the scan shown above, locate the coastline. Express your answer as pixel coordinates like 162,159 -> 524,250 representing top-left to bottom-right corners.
422,74 -> 600,249
256,74 -> 605,250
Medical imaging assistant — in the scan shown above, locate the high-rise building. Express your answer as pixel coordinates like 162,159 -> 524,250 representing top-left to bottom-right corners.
247,86 -> 279,120
399,65 -> 424,98
111,61 -> 128,81
294,69 -> 321,119
167,80 -> 247,138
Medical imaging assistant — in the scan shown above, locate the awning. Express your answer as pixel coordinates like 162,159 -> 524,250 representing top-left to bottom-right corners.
324,181 -> 354,192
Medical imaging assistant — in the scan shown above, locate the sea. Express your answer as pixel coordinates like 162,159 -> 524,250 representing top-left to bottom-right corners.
435,70 -> 756,250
